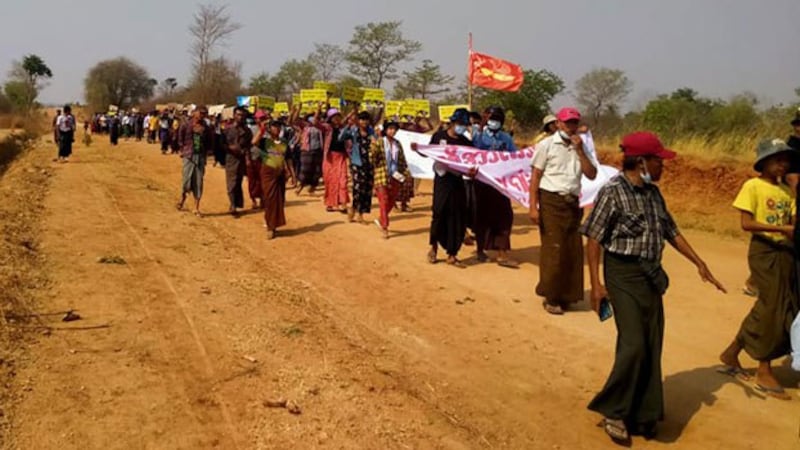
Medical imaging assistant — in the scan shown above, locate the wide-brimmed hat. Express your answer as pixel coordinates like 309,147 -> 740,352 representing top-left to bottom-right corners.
542,114 -> 557,130
754,138 -> 799,172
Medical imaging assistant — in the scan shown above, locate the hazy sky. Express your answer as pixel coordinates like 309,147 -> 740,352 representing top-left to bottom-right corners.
1,0 -> 798,110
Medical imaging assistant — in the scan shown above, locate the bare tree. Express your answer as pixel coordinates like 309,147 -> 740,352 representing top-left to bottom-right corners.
307,43 -> 345,81
188,3 -> 241,102
574,68 -> 633,127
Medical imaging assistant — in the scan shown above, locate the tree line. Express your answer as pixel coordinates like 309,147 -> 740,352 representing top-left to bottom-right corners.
1,2 -> 798,143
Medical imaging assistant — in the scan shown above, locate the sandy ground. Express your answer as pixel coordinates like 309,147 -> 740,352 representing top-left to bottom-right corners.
2,136 -> 799,449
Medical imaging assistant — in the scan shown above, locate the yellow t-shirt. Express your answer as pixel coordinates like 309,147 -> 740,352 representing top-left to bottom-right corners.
732,178 -> 795,242
149,117 -> 159,131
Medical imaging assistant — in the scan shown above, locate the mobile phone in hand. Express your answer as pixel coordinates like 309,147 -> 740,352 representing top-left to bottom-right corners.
599,298 -> 613,322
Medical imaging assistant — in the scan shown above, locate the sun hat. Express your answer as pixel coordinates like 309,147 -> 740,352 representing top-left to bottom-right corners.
542,114 -> 557,130
753,138 -> 798,172
556,107 -> 581,122
326,108 -> 341,120
620,132 -> 676,160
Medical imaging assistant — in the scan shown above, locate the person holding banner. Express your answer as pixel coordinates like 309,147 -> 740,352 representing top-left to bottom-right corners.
419,108 -> 474,268
319,107 -> 351,213
342,111 -> 376,223
176,105 -> 214,217
223,107 -> 253,216
398,116 -> 433,212
530,108 -> 598,315
472,107 -> 519,268
254,120 -> 290,239
371,120 -> 410,239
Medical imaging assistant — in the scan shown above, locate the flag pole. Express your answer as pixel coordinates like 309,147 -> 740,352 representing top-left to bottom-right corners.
467,33 -> 473,110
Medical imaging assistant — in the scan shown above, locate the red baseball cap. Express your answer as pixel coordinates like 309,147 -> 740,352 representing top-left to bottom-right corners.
556,107 -> 581,122
621,132 -> 676,159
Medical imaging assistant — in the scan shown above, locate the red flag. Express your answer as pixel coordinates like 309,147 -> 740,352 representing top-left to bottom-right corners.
469,51 -> 524,92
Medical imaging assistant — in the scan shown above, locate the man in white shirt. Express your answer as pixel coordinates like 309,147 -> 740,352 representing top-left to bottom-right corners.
55,105 -> 76,162
529,108 -> 598,315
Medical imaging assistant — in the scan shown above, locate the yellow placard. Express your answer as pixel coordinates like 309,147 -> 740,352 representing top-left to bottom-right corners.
291,94 -> 301,106
385,101 -> 404,117
400,99 -> 430,117
274,102 -> 290,115
313,81 -> 339,96
155,104 -> 167,112
342,86 -> 362,102
438,104 -> 470,121
256,96 -> 276,110
360,88 -> 385,103
300,89 -> 328,103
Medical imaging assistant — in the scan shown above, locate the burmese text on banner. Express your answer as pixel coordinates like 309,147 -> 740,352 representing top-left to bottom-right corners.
415,143 -> 617,208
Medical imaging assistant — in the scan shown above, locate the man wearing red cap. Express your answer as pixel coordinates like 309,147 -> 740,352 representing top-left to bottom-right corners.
530,107 -> 597,315
581,132 -> 725,444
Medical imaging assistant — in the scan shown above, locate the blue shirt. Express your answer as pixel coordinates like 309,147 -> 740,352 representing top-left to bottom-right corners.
473,129 -> 517,151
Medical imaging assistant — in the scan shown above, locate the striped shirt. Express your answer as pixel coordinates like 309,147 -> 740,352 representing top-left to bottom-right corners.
581,174 -> 680,261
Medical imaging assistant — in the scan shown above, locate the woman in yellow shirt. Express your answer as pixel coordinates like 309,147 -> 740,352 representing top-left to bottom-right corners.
720,138 -> 799,400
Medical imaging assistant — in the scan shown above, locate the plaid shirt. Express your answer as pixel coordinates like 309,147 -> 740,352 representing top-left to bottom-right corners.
370,137 -> 409,187
581,174 -> 680,261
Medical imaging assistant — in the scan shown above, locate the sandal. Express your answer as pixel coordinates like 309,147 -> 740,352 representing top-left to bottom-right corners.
600,418 -> 631,446
476,252 -> 489,263
542,301 -> 564,316
715,366 -> 751,382
193,211 -> 203,218
175,202 -> 183,211
326,206 -> 336,213
497,258 -> 520,269
446,258 -> 466,269
427,250 -> 437,264
755,384 -> 792,400
401,205 -> 413,213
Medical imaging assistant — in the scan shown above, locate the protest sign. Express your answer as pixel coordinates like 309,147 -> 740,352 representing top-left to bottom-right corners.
438,105 -> 469,121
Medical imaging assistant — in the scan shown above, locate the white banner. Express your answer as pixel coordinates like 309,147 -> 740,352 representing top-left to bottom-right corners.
396,130 -> 436,179
416,143 -> 617,208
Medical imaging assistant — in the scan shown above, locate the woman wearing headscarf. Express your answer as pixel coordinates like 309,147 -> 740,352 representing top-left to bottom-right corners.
472,107 -> 519,268
318,106 -> 352,213
342,111 -> 376,223
254,119 -> 289,239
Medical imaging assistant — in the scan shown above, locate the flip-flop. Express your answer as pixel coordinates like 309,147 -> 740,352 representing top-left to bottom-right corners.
742,286 -> 758,297
599,418 -> 631,446
497,259 -> 520,269
715,366 -> 752,382
446,259 -> 466,269
755,384 -> 792,400
427,250 -> 437,264
542,301 -> 564,316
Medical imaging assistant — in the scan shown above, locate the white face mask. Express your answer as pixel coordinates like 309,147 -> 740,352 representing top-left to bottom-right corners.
487,120 -> 501,131
640,159 -> 653,184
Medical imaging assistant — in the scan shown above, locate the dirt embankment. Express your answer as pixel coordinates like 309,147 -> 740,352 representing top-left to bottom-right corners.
598,149 -> 755,238
0,134 -> 51,442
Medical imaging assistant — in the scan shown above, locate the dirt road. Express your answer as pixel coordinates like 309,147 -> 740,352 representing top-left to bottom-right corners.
3,137 -> 799,449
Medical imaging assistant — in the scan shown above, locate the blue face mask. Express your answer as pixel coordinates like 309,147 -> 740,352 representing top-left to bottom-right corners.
454,125 -> 467,135
487,120 -> 502,131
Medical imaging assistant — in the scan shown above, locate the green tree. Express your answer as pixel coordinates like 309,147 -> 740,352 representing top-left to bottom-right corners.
474,69 -> 565,126
393,59 -> 454,100
641,88 -> 720,139
84,57 -> 155,112
248,72 -> 286,98
0,89 -> 11,113
574,67 -> 632,127
277,59 -> 316,95
192,57 -> 242,105
4,54 -> 53,113
307,43 -> 345,81
345,21 -> 421,88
